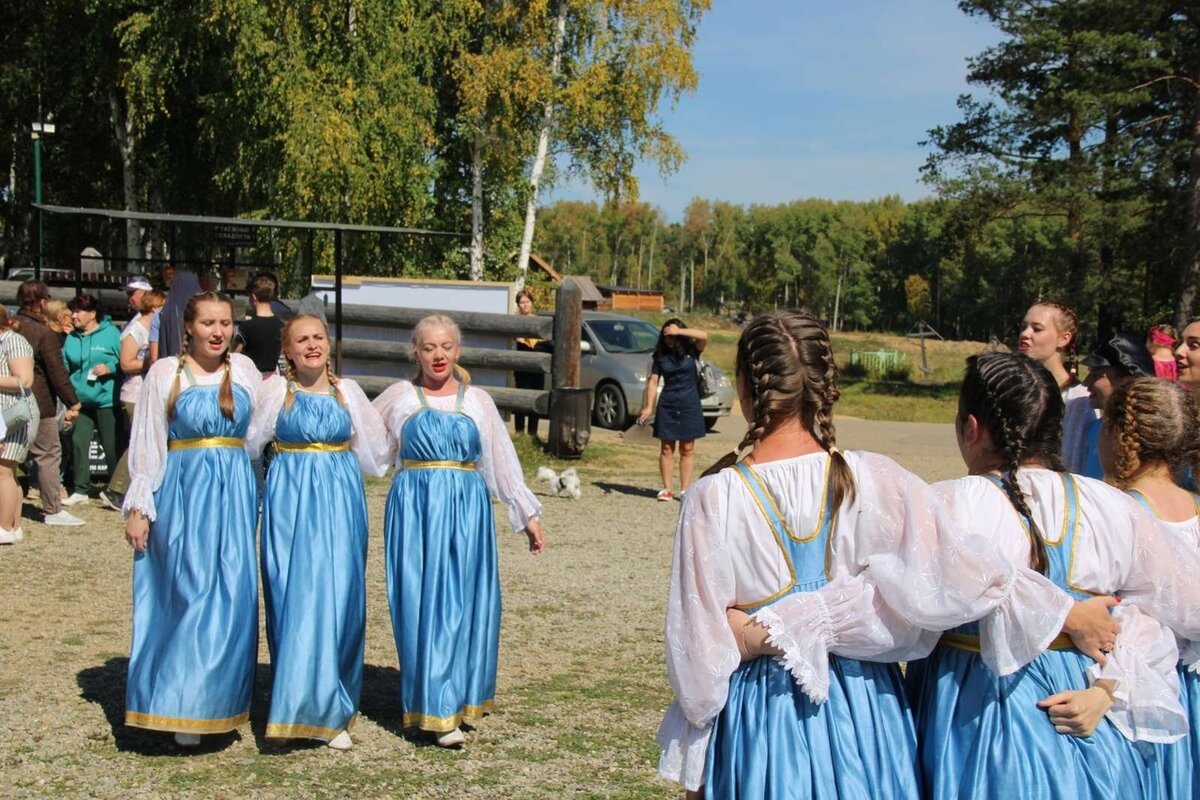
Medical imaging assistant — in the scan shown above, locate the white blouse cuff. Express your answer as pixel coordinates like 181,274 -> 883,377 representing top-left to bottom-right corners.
505,491 -> 542,533
978,568 -> 1072,677
656,700 -> 711,791
122,479 -> 157,521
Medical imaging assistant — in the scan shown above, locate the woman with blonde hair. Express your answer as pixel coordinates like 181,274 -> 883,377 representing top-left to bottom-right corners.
123,291 -> 265,747
0,309 -> 36,544
251,314 -> 391,750
373,314 -> 545,748
1101,376 -> 1200,796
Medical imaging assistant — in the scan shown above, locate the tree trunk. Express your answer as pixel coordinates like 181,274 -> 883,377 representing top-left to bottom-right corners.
108,90 -> 140,263
469,135 -> 485,281
514,0 -> 567,291
1178,80 -> 1200,329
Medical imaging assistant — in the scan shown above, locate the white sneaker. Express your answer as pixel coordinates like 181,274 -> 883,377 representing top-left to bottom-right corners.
327,730 -> 353,750
0,528 -> 16,545
61,492 -> 91,507
174,732 -> 202,747
435,728 -> 465,748
11,527 -> 23,542
44,510 -> 85,527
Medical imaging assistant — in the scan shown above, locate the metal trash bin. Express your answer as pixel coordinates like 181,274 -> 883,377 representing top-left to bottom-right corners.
548,387 -> 592,459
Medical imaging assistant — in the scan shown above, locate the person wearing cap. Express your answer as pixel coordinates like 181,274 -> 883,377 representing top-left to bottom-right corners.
1075,333 -> 1157,479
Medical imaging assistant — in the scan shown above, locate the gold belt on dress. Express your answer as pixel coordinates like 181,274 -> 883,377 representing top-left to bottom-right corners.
167,436 -> 245,451
402,459 -> 476,471
275,441 -> 351,453
939,631 -> 1075,653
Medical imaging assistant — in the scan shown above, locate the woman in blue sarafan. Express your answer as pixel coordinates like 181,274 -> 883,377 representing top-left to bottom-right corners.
250,315 -> 392,751
1099,376 -> 1200,798
902,354 -> 1200,800
372,314 -> 545,749
658,313 -> 1098,800
122,291 -> 266,748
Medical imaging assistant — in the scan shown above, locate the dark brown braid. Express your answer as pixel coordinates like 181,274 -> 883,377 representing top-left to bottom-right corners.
702,311 -> 856,509
959,353 -> 1065,574
1034,300 -> 1080,377
1104,377 -> 1200,488
166,292 -> 237,421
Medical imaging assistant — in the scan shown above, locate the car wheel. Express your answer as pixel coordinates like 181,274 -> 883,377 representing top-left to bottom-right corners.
704,417 -> 719,432
593,382 -> 628,430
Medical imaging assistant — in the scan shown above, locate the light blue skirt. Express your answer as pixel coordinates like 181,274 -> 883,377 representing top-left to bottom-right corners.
125,446 -> 258,734
262,448 -> 368,741
906,645 -> 1155,799
703,655 -> 920,799
384,466 -> 500,733
1157,664 -> 1200,798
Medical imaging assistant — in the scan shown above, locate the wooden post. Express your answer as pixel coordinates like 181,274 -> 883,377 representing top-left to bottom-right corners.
552,277 -> 582,388
334,228 -> 343,373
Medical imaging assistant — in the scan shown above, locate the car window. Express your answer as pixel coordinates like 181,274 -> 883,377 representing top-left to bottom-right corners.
587,319 -> 659,353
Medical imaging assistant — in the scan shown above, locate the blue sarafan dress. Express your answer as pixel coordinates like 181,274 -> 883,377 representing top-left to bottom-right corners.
658,452 -> 1074,798
1126,489 -> 1200,800
253,377 -> 392,742
373,380 -> 541,734
122,355 -> 261,735
906,471 -> 1196,800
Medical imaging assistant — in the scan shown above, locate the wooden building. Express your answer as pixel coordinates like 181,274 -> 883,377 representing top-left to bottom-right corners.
598,285 -> 665,312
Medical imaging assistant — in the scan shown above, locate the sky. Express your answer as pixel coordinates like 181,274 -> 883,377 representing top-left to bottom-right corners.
548,0 -> 1002,221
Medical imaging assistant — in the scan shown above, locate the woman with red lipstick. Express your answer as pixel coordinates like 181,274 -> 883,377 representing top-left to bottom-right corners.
122,291 -> 266,748
251,315 -> 392,751
373,314 -> 545,748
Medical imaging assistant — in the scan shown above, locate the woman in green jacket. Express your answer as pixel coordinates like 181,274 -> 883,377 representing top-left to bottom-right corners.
61,294 -> 121,504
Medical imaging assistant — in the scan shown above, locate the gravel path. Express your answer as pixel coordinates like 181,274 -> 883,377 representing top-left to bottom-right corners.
0,417 -> 957,798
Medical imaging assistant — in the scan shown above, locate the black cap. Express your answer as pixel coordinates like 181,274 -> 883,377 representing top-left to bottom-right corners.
1082,333 -> 1156,377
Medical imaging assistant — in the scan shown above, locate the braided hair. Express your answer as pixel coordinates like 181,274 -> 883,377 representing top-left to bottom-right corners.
959,352 -> 1065,574
1032,300 -> 1080,377
280,314 -> 343,411
166,291 -> 237,421
1104,377 -> 1200,488
702,311 -> 855,510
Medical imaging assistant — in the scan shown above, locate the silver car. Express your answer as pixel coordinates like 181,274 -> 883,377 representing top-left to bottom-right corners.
579,311 -> 734,430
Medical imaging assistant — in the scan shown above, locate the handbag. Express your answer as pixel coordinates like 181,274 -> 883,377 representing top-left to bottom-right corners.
695,357 -> 717,397
2,385 -> 32,433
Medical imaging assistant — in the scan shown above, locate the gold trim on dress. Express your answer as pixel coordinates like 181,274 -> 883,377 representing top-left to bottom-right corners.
402,459 -> 477,471
730,467 -> 798,611
939,631 -> 1075,654
275,440 -> 351,453
265,715 -> 355,741
125,709 -> 250,734
403,701 -> 494,733
167,436 -> 246,451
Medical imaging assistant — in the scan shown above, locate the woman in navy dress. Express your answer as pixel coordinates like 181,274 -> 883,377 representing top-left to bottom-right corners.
251,315 -> 392,751
373,314 -> 545,748
122,291 -> 263,748
637,318 -> 708,501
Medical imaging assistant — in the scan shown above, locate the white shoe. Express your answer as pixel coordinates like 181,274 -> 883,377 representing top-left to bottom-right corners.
174,732 -> 201,747
44,510 -> 85,527
61,492 -> 91,507
11,527 -> 23,542
435,728 -> 465,748
327,730 -> 353,750
0,528 -> 16,545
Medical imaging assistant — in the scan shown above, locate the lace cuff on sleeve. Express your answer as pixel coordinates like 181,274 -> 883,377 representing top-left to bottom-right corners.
976,568 -> 1073,677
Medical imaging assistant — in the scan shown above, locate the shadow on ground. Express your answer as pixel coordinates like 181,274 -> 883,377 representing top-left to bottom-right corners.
592,481 -> 658,499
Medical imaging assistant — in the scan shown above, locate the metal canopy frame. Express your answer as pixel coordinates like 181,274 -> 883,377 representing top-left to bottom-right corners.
33,203 -> 470,370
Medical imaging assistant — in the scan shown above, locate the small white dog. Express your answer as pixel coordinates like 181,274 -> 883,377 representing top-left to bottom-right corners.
536,466 -> 582,500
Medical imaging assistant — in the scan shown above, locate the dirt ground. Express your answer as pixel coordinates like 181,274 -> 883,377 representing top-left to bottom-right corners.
0,416 -> 959,799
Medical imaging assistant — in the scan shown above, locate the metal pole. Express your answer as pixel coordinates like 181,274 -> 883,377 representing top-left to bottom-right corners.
33,133 -> 43,279
334,229 -> 343,374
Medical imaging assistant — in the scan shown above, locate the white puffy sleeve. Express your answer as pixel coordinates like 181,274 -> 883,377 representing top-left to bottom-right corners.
855,460 -> 1073,676
246,374 -> 286,458
467,387 -> 541,532
339,378 -> 395,477
1112,495 -> 1200,644
1086,602 -> 1185,743
372,379 -> 416,462
122,358 -> 177,521
658,476 -> 738,791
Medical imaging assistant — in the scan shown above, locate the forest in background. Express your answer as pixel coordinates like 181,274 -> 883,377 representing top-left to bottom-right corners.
2,1 -> 1199,345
